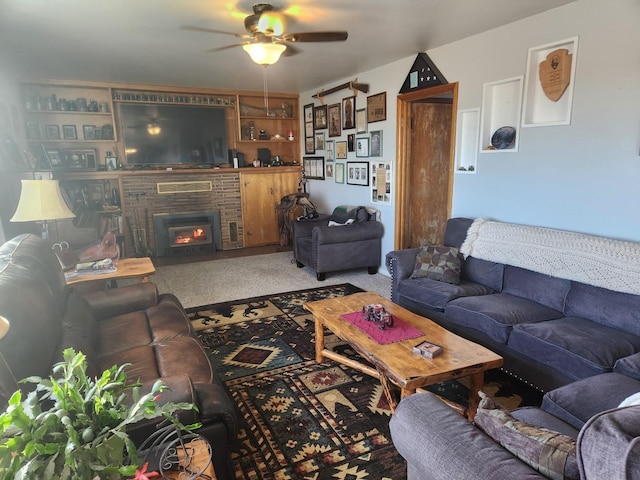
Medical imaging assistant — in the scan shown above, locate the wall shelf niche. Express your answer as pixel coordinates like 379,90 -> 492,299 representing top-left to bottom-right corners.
455,108 -> 480,174
479,76 -> 523,154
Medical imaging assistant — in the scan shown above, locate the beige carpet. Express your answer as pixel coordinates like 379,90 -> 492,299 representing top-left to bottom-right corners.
150,251 -> 391,308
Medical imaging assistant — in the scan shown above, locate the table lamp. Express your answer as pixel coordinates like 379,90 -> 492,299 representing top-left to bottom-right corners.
10,179 -> 75,240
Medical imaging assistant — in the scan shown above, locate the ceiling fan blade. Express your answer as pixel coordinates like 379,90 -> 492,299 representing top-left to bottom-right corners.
182,25 -> 248,39
281,31 -> 348,43
280,43 -> 301,57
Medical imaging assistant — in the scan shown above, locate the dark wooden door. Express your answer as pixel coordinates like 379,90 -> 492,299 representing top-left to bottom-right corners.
408,101 -> 453,247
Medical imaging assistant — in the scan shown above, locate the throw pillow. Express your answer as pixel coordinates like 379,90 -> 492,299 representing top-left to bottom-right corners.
474,393 -> 579,480
411,244 -> 464,284
328,219 -> 355,227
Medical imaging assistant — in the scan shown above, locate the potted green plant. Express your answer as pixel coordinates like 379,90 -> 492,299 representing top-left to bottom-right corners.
0,348 -> 199,479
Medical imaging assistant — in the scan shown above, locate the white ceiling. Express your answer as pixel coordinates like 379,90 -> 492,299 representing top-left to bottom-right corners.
0,0 -> 576,94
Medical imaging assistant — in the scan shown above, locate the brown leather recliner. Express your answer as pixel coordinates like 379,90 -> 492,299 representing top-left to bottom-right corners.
0,234 -> 238,480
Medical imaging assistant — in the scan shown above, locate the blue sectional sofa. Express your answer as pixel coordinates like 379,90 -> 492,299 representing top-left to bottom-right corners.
386,217 -> 640,392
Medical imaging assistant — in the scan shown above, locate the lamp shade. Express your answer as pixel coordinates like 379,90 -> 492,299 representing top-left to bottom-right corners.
243,42 -> 286,65
10,179 -> 75,223
0,316 -> 9,340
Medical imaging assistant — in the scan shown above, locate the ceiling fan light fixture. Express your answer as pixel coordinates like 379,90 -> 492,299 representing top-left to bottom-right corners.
147,123 -> 161,135
243,42 -> 286,65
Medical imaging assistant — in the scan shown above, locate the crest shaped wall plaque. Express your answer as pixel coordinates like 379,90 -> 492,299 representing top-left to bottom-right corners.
538,48 -> 572,102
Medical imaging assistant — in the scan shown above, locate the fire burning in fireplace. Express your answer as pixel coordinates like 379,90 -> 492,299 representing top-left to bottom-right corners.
168,224 -> 213,248
174,227 -> 207,244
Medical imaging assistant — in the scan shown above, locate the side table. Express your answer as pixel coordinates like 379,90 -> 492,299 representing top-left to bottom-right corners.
64,257 -> 156,286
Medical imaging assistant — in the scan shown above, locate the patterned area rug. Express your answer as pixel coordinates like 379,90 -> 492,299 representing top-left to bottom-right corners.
187,284 -> 542,479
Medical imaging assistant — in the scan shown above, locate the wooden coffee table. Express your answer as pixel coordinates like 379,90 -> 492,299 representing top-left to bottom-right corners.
304,292 -> 503,420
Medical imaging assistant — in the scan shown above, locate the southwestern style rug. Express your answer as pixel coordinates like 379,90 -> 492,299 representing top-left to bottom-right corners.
186,284 -> 542,480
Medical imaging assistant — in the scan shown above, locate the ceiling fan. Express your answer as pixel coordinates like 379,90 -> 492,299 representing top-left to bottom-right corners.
183,3 -> 348,65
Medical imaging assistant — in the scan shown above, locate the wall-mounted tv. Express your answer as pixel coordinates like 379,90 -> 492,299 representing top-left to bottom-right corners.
120,103 -> 228,166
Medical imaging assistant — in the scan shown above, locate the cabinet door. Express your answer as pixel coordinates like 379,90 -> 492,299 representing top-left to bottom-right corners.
240,172 -> 279,247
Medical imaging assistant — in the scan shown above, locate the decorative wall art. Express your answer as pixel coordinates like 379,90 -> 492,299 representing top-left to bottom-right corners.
522,36 -> 579,127
63,125 -> 77,139
325,140 -> 335,161
370,130 -> 382,157
328,103 -> 341,137
399,53 -> 448,94
370,161 -> 392,205
46,124 -> 60,140
367,92 -> 386,123
347,134 -> 355,152
342,96 -> 355,129
336,140 -> 347,159
325,162 -> 334,179
304,103 -> 315,153
347,161 -> 369,186
335,162 -> 345,184
314,105 -> 327,129
314,132 -> 325,151
356,137 -> 369,157
303,156 -> 325,180
356,108 -> 367,134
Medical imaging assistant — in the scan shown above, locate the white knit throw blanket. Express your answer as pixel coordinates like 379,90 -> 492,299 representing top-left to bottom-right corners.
460,218 -> 640,296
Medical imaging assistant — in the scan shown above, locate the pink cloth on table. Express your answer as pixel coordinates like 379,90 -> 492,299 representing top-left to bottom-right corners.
340,311 -> 424,345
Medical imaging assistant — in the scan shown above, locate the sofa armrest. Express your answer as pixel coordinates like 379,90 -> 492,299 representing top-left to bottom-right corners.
386,248 -> 420,302
81,282 -> 159,319
313,221 -> 383,244
390,393 -> 543,480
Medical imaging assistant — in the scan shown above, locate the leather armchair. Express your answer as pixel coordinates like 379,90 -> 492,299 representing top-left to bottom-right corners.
293,205 -> 384,280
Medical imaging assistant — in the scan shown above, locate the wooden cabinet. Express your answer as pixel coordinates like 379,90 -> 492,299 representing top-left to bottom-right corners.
21,81 -> 117,170
236,93 -> 299,165
240,168 -> 301,247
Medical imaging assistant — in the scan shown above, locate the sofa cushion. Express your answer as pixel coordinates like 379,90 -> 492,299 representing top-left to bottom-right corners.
614,353 -> 640,381
564,281 -> 640,336
474,393 -> 579,480
411,244 -> 464,284
462,256 -> 504,292
502,265 -> 570,312
445,293 -> 564,344
577,405 -> 640,480
397,277 -> 494,312
541,373 -> 640,430
508,317 -> 640,380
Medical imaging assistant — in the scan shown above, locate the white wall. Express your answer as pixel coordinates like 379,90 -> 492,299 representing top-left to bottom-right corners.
300,0 -> 640,277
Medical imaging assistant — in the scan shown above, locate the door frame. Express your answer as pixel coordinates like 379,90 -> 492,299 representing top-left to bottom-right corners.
394,82 -> 459,249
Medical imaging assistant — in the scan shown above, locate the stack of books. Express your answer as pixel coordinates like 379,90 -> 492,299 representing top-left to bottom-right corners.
74,258 -> 117,275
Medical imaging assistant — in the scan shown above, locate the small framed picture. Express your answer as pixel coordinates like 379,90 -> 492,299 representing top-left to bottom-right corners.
335,162 -> 345,184
314,132 -> 325,151
83,125 -> 96,140
336,141 -> 347,159
46,125 -> 60,140
347,134 -> 355,152
25,123 -> 41,140
356,137 -> 370,157
325,140 -> 335,161
328,103 -> 341,137
303,156 -> 325,180
304,103 -> 314,123
314,105 -> 327,130
45,149 -> 63,167
106,156 -> 118,171
305,137 -> 315,154
347,161 -> 369,186
325,162 -> 334,179
63,125 -> 77,139
370,130 -> 383,157
356,108 -> 367,134
342,96 -> 355,130
367,92 -> 387,123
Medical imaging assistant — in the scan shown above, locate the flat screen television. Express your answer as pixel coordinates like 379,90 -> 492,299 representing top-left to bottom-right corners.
120,103 -> 229,166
